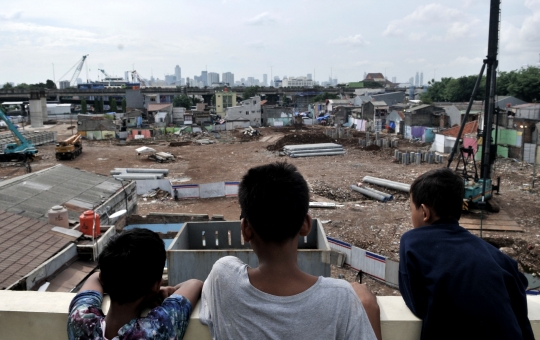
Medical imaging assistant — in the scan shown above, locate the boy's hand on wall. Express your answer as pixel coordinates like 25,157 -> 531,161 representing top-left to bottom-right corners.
351,282 -> 382,340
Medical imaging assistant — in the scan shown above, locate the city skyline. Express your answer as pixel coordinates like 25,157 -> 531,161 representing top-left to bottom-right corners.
0,0 -> 539,85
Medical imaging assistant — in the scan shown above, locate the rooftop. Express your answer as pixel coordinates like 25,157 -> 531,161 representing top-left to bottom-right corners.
0,210 -> 71,289
441,120 -> 479,137
0,165 -> 123,222
148,103 -> 172,112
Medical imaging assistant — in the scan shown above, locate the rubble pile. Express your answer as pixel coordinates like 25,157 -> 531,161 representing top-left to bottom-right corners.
142,188 -> 170,201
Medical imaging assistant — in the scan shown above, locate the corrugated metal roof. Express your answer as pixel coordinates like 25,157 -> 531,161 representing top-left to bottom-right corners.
0,165 -> 122,222
0,210 -> 71,289
441,120 -> 479,137
406,104 -> 432,112
148,103 -> 172,112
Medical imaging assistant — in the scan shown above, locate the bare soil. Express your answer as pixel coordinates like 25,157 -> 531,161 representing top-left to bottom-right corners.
2,123 -> 539,295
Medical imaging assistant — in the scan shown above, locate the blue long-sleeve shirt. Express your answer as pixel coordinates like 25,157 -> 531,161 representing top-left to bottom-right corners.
399,219 -> 534,340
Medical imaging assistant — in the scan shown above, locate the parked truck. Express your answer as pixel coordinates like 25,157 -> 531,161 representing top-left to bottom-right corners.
55,134 -> 83,160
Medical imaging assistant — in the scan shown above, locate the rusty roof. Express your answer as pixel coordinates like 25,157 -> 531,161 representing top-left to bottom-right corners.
441,120 -> 479,137
148,103 -> 172,112
0,210 -> 71,289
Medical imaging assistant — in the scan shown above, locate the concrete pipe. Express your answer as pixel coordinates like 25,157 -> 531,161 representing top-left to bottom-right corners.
375,132 -> 380,141
428,154 -> 434,164
363,186 -> 394,201
350,185 -> 389,202
125,168 -> 169,174
395,150 -> 400,160
362,176 -> 411,192
416,153 -> 421,165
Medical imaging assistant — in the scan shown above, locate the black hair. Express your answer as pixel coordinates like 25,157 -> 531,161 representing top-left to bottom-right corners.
98,228 -> 165,304
410,168 -> 465,220
239,162 -> 309,243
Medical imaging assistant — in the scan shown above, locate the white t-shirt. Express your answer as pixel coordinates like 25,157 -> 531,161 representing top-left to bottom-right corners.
200,256 -> 377,340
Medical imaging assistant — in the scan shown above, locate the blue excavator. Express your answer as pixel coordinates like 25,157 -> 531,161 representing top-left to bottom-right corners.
0,106 -> 38,171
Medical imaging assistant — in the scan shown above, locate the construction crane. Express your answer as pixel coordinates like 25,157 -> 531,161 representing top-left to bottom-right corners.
447,0 -> 501,217
98,69 -> 111,78
58,55 -> 89,87
131,70 -> 147,87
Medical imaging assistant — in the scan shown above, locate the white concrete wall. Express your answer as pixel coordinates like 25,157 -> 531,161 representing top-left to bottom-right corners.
135,179 -> 172,195
2,291 -> 540,340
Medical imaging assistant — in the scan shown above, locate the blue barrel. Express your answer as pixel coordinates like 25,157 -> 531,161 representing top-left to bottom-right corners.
424,128 -> 435,143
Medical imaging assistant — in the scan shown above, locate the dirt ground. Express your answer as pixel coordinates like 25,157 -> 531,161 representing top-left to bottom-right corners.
2,122 -> 539,295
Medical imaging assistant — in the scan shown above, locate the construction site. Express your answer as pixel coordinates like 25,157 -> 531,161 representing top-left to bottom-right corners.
1,117 -> 539,295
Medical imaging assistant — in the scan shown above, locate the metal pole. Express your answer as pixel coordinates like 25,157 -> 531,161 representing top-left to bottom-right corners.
447,62 -> 486,168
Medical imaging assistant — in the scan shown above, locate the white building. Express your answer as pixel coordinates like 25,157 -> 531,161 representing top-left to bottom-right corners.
225,96 -> 262,127
207,72 -> 219,85
175,65 -> 181,84
281,76 -> 314,87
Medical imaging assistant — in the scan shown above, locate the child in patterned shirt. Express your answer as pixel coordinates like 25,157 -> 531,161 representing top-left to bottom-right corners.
67,228 -> 203,340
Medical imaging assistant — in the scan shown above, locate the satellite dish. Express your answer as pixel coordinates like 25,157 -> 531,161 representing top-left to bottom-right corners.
109,209 -> 127,220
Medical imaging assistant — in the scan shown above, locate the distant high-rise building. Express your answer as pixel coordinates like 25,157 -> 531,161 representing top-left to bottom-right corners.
124,71 -> 130,82
76,78 -> 82,84
208,72 -> 219,85
409,77 -> 414,86
165,75 -> 176,85
59,80 -> 70,89
307,73 -> 312,80
363,72 -> 367,79
392,77 -> 396,83
175,65 -> 181,84
201,71 -> 208,86
263,74 -> 268,86
222,72 -> 234,86
247,77 -> 255,86
415,72 -> 419,87
420,72 -> 423,86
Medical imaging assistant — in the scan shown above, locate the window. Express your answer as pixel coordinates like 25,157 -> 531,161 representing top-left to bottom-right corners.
253,101 -> 256,105
251,111 -> 255,113
246,111 -> 249,115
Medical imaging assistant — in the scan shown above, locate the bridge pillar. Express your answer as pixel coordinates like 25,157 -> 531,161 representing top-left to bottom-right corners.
29,91 -> 43,127
40,90 -> 48,121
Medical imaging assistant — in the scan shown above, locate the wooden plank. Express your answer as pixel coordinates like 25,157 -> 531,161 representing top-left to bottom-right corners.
460,220 -> 519,227
462,225 -> 523,232
49,226 -> 83,240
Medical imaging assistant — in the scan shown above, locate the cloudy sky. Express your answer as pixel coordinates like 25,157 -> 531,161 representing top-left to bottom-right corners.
0,0 -> 538,85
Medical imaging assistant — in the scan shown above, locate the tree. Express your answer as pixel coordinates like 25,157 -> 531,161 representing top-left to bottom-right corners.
122,98 -> 127,112
173,94 -> 192,109
46,80 -> 57,89
243,86 -> 260,99
1,82 -> 13,90
110,98 -> 118,112
191,95 -> 202,104
311,92 -> 340,102
81,98 -> 87,114
498,66 -> 540,102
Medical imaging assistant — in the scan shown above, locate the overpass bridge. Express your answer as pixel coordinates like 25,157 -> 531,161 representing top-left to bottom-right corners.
0,86 -> 355,105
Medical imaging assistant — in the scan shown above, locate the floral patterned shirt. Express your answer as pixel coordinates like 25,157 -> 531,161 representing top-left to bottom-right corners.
67,290 -> 192,340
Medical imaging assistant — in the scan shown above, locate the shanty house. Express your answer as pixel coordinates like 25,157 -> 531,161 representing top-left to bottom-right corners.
225,96 -> 261,127
77,114 -> 116,140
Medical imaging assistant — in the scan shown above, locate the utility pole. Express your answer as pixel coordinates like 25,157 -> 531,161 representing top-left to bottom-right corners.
52,63 -> 56,83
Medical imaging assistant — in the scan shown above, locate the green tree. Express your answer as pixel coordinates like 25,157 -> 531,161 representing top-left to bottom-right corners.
498,66 -> 540,102
81,98 -> 87,114
46,79 -> 57,89
173,94 -> 192,109
243,86 -> 260,99
311,92 -> 340,102
110,98 -> 118,112
1,82 -> 13,90
191,95 -> 202,104
122,98 -> 127,112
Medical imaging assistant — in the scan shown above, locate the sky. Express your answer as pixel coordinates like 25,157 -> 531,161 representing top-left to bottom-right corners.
0,0 -> 539,85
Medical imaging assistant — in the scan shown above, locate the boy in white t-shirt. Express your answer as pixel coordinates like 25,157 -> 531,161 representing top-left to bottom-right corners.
200,162 -> 381,340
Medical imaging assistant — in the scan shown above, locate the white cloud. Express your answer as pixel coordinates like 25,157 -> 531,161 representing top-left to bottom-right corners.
356,60 -> 369,66
447,22 -> 472,38
501,1 -> 540,54
331,34 -> 370,46
382,23 -> 403,37
246,12 -> 276,25
451,56 -> 482,65
403,4 -> 460,22
405,58 -> 427,64
245,40 -> 265,49
0,10 -> 23,20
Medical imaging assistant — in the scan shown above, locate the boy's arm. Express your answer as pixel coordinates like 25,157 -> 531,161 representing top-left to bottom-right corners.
398,242 -> 427,318
351,283 -> 382,340
172,279 -> 204,307
78,272 -> 104,295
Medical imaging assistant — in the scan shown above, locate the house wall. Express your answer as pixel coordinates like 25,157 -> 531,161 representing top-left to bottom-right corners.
225,96 -> 261,126
125,89 -> 144,109
443,106 -> 461,127
405,110 -> 433,127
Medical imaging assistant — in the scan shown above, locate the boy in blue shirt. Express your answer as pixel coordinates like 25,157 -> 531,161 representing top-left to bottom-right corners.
67,228 -> 203,339
399,168 -> 534,339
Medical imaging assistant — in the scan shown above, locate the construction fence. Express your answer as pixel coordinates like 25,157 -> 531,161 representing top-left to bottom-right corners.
172,181 -> 239,199
327,236 -> 399,288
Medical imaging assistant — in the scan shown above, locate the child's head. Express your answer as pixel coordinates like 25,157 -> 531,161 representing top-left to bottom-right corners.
409,168 -> 464,228
98,228 -> 166,304
239,162 -> 309,244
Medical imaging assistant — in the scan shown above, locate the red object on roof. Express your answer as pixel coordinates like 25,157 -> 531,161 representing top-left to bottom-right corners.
441,120 -> 479,137
260,100 -> 268,106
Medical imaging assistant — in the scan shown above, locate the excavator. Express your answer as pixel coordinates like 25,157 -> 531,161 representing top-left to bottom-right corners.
0,107 -> 38,172
55,134 -> 83,160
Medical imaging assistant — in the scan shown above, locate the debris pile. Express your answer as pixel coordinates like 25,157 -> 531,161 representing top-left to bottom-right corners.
142,188 -> 170,201
267,132 -> 334,151
242,126 -> 261,137
283,143 -> 345,158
